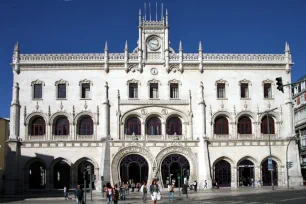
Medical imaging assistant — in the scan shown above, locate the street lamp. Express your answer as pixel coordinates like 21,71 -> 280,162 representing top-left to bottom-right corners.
258,107 -> 278,190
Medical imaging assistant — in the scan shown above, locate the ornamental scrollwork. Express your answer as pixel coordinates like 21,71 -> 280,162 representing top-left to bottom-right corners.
79,79 -> 93,86
55,79 -> 69,86
262,79 -> 274,86
238,79 -> 251,86
147,79 -> 161,86
31,79 -> 45,86
215,79 -> 228,86
127,79 -> 141,85
168,79 -> 182,85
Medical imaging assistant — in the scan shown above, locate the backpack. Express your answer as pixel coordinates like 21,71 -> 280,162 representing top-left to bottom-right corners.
143,186 -> 147,193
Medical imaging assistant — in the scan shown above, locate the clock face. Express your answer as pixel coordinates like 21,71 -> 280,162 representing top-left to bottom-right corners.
148,38 -> 160,50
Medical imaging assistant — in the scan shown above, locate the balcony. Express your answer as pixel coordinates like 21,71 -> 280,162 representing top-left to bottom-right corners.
166,134 -> 184,140
124,135 -> 143,140
146,135 -> 163,141
28,135 -> 46,141
76,134 -> 94,141
259,134 -> 278,140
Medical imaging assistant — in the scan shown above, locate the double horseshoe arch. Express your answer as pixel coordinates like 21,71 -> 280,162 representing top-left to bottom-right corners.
155,145 -> 198,187
111,146 -> 155,185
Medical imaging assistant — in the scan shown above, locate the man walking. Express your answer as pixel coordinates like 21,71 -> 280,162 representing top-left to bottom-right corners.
168,183 -> 174,201
193,180 -> 197,192
74,185 -> 83,204
204,180 -> 208,189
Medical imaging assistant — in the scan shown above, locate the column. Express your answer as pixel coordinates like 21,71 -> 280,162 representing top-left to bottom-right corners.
197,83 -> 212,188
141,122 -> 146,140
5,82 -> 22,194
162,122 -> 166,140
103,82 -> 110,138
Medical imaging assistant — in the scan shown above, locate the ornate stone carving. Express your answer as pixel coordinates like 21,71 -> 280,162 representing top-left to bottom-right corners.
48,106 -> 51,117
215,79 -> 228,86
140,109 -> 148,115
79,79 -> 93,86
35,101 -> 39,110
202,53 -> 285,61
155,145 -> 197,182
31,79 -> 45,86
24,106 -> 27,126
147,79 -> 161,85
150,68 -> 158,75
221,101 -> 224,109
183,53 -> 198,61
244,100 -> 248,110
72,105 -> 75,118
111,146 -> 154,185
233,105 -> 236,115
262,79 -> 274,85
168,64 -> 179,73
161,109 -> 168,115
128,64 -> 138,72
238,79 -> 251,85
168,79 -> 182,85
55,79 -> 69,86
97,105 -> 99,125
126,79 -> 141,85
147,52 -> 161,60
60,101 -> 63,110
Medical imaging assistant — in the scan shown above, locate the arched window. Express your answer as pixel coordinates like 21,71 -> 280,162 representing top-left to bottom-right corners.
125,117 -> 141,135
261,115 -> 275,134
79,116 -> 93,135
31,117 -> 46,136
146,117 -> 161,135
54,117 -> 69,135
214,116 -> 229,134
167,117 -> 182,135
238,116 -> 252,134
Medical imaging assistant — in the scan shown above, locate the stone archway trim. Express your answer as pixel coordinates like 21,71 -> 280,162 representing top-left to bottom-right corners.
111,146 -> 154,185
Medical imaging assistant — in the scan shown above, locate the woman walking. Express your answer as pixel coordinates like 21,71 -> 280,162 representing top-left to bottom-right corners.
150,179 -> 160,204
113,184 -> 120,204
106,183 -> 113,204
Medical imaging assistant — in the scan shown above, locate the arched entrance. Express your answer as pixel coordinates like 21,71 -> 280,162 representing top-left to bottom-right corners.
238,160 -> 254,187
161,154 -> 190,187
262,159 -> 278,186
29,161 -> 46,189
53,161 -> 70,189
120,154 -> 148,183
214,160 -> 231,187
78,161 -> 95,189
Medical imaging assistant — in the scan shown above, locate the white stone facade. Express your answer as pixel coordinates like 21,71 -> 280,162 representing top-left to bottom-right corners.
5,8 -> 303,193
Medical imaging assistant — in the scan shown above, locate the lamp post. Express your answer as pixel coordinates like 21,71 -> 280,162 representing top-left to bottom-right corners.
258,107 -> 278,190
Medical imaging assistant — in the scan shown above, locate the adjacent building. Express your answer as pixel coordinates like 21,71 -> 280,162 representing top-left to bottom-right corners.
5,7 -> 303,193
0,118 -> 10,192
293,75 -> 306,183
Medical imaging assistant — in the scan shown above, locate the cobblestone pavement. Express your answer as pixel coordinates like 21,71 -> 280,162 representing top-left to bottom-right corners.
1,187 -> 306,204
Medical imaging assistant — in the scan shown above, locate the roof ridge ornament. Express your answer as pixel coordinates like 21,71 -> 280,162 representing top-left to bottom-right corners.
104,41 -> 108,51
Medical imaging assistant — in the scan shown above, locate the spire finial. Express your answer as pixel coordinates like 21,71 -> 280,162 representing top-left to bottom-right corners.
14,41 -> 19,52
104,41 -> 108,51
199,41 -> 203,51
125,40 -> 128,51
285,41 -> 290,53
179,40 -> 183,51
166,8 -> 168,16
139,8 -> 141,16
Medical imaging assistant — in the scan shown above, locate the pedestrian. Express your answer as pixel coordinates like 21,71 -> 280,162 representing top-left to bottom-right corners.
131,181 -> 135,192
150,179 -> 160,204
74,185 -> 83,204
64,185 -> 68,200
121,182 -> 126,200
251,178 -> 254,188
113,184 -> 120,204
168,183 -> 174,201
141,181 -> 148,203
204,180 -> 208,188
106,183 -> 113,204
126,181 -> 130,195
137,182 -> 141,192
193,180 -> 197,192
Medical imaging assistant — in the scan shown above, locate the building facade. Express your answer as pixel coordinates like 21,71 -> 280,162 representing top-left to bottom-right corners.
5,8 -> 303,193
0,118 -> 9,192
293,75 -> 306,183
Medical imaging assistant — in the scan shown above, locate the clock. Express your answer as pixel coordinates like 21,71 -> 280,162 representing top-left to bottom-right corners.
148,38 -> 160,50
151,68 -> 158,75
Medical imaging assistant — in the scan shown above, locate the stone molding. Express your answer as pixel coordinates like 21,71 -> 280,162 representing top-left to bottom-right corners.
126,79 -> 141,85
119,99 -> 189,105
55,79 -> 69,86
31,79 -> 45,86
79,79 -> 93,86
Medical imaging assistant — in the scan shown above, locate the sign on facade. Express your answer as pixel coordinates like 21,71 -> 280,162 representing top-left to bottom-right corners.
268,158 -> 274,171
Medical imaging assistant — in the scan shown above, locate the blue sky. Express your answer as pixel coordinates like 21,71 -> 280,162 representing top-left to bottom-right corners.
0,0 -> 305,118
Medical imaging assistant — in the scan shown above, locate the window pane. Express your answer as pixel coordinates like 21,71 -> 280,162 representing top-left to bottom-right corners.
241,83 -> 248,98
217,83 -> 225,98
82,83 -> 90,98
170,84 -> 179,99
57,84 -> 66,98
34,84 -> 42,99
129,83 -> 138,98
264,84 -> 272,98
150,83 -> 158,99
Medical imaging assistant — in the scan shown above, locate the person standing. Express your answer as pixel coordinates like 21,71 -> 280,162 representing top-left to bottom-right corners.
141,181 -> 148,203
121,182 -> 126,200
131,181 -> 135,192
150,179 -> 160,204
193,180 -> 197,192
106,183 -> 113,204
64,185 -> 68,200
168,183 -> 174,201
113,184 -> 120,204
74,185 -> 83,204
